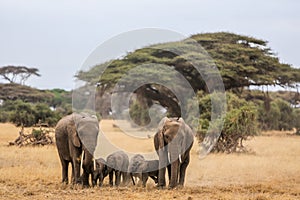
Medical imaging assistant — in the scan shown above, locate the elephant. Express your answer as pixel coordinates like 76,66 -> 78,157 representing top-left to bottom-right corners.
128,154 -> 145,184
131,159 -> 159,187
128,154 -> 159,187
55,113 -> 99,186
106,151 -> 129,186
140,160 -> 159,187
154,117 -> 194,189
92,158 -> 108,187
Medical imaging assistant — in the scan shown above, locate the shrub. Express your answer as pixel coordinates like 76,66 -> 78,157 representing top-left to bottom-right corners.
0,100 -> 62,127
196,92 -> 258,153
293,109 -> 300,135
257,98 -> 295,131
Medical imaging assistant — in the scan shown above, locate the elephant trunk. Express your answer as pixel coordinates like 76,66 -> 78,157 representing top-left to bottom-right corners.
168,142 -> 180,188
83,149 -> 94,172
158,147 -> 168,187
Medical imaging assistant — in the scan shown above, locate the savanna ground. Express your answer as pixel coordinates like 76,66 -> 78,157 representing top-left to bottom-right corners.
0,120 -> 300,200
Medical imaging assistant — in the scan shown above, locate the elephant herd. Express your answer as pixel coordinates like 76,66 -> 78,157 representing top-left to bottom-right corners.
55,113 -> 194,189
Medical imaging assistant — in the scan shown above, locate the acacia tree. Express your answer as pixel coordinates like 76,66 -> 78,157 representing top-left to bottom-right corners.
0,65 -> 40,85
76,32 -> 300,118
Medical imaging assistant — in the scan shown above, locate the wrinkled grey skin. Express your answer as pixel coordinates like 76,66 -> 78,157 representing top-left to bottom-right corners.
130,159 -> 159,187
55,113 -> 99,186
128,154 -> 145,184
92,158 -> 108,187
154,117 -> 194,189
106,151 -> 129,186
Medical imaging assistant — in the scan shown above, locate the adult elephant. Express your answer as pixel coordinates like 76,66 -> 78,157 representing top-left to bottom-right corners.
154,117 -> 194,189
55,113 -> 99,186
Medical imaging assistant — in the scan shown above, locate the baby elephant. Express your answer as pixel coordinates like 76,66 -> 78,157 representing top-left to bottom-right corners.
139,160 -> 159,187
129,154 -> 159,187
92,158 -> 108,187
106,151 -> 129,186
128,154 -> 145,184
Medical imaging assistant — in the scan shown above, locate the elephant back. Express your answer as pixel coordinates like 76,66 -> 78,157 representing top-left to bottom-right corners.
128,154 -> 145,173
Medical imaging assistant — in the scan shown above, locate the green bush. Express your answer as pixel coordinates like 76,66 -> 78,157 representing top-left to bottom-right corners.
129,101 -> 150,126
0,100 -> 63,127
257,98 -> 295,131
275,99 -> 294,131
293,109 -> 300,135
196,92 -> 258,153
257,101 -> 281,130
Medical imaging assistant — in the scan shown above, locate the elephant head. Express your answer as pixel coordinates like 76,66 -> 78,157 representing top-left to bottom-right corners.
154,117 -> 194,188
73,113 -> 99,154
92,158 -> 107,186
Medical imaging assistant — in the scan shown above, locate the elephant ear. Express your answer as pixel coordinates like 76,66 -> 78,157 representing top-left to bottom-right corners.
157,117 -> 169,132
178,119 -> 194,155
73,113 -> 99,153
154,117 -> 169,150
67,119 -> 81,147
72,132 -> 81,147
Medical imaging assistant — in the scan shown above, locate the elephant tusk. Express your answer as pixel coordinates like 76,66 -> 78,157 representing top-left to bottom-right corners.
93,159 -> 96,171
167,152 -> 171,163
80,150 -> 84,176
179,154 -> 182,164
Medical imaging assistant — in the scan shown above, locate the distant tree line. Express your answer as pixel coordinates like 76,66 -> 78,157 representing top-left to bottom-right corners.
0,66 -> 72,127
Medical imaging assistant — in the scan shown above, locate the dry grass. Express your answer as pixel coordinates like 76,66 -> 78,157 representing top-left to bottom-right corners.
0,122 -> 300,199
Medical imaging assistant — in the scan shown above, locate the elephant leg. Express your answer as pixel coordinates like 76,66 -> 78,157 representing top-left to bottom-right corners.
81,170 -> 89,187
149,175 -> 158,184
109,171 -> 114,186
158,167 -> 166,188
99,174 -> 104,187
130,173 -> 136,185
158,149 -> 168,188
60,159 -> 69,184
92,175 -> 97,187
115,171 -> 121,186
142,173 -> 148,187
121,172 -> 128,186
71,161 -> 75,184
169,160 -> 179,189
167,164 -> 171,181
72,157 -> 81,184
178,156 -> 190,186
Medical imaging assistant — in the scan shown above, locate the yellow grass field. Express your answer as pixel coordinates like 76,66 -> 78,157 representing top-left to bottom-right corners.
0,121 -> 300,200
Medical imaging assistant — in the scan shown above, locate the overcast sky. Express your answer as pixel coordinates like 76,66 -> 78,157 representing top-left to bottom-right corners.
0,0 -> 299,90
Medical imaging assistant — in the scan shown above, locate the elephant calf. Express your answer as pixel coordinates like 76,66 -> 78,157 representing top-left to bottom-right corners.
92,158 -> 108,187
139,160 -> 159,187
128,154 -> 145,184
106,151 -> 129,186
129,154 -> 159,187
